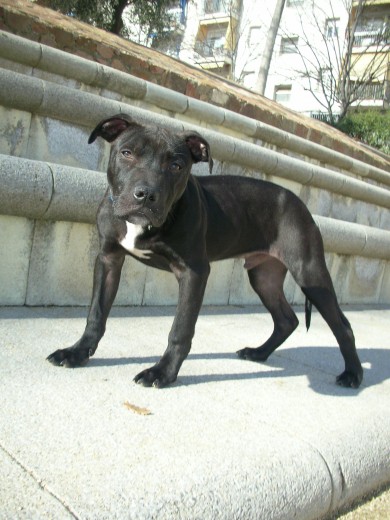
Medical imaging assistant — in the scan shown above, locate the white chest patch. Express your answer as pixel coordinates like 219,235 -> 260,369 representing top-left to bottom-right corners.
120,222 -> 152,259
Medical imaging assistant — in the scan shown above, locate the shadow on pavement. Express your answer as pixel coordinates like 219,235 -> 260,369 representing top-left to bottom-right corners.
88,346 -> 390,396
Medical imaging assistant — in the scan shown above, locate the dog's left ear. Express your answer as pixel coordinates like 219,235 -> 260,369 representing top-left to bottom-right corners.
184,133 -> 213,174
88,114 -> 140,144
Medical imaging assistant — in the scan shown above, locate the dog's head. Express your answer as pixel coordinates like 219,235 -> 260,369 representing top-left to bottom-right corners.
89,114 -> 213,228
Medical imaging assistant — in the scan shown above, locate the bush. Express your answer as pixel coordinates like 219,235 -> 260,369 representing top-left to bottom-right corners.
337,110 -> 390,156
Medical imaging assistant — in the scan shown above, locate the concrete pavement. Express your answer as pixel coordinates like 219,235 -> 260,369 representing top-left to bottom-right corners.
0,304 -> 389,519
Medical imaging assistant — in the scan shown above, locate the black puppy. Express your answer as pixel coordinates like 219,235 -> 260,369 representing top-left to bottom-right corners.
47,114 -> 363,389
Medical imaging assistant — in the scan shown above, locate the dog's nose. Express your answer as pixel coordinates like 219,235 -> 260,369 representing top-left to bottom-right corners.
133,186 -> 156,203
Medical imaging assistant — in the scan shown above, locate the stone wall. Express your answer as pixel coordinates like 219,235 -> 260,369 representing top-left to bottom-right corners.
1,0 -> 390,171
0,2 -> 389,307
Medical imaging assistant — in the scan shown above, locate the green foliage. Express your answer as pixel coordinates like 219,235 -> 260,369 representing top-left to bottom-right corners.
337,110 -> 390,156
40,0 -> 174,41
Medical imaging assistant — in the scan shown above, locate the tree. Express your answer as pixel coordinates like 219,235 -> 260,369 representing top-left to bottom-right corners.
278,0 -> 390,123
254,0 -> 286,95
37,0 -> 175,43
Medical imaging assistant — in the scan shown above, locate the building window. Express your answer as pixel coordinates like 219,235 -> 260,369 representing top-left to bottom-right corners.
354,17 -> 389,47
350,81 -> 384,100
248,26 -> 262,47
274,85 -> 292,104
195,26 -> 227,57
286,0 -> 304,6
325,18 -> 339,39
204,0 -> 225,14
280,37 -> 298,54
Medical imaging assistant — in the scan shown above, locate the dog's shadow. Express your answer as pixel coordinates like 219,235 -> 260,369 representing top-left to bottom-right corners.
89,346 -> 389,396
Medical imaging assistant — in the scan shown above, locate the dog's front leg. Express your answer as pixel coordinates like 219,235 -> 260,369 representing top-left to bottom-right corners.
47,249 -> 125,367
134,263 -> 210,388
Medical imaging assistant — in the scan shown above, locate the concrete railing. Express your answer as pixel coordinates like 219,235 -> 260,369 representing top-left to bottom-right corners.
1,154 -> 389,261
0,31 -> 389,306
1,30 -> 389,187
1,67 -> 390,211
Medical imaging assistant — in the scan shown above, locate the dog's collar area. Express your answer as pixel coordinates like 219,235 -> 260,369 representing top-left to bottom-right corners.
108,189 -> 116,204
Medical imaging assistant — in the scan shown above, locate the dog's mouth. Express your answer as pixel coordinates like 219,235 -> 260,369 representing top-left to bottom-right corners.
115,207 -> 164,229
109,188 -> 167,229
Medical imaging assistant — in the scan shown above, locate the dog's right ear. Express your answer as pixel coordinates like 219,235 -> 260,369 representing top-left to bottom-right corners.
184,132 -> 213,174
88,114 -> 138,144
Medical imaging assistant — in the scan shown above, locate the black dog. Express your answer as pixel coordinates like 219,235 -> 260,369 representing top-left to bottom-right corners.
47,114 -> 363,389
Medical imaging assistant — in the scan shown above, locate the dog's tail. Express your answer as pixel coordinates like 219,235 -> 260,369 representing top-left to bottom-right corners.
305,297 -> 312,331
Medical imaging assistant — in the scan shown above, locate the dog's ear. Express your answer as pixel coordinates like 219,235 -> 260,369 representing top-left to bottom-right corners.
184,133 -> 213,174
88,114 -> 139,144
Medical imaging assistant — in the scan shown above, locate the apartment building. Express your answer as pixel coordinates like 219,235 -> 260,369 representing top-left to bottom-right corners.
156,0 -> 389,117
348,0 -> 390,109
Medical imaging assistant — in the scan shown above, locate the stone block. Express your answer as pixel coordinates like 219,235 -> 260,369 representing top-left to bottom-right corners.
325,253 -> 350,304
95,65 -> 147,100
142,268 -> 178,305
40,43 -> 98,85
222,110 -> 257,136
314,216 -> 366,257
115,256 -> 147,306
379,262 -> 390,304
345,257 -> 385,303
204,260 -> 234,305
0,154 -> 52,219
40,81 -> 122,128
26,116 -> 106,170
185,97 -> 225,126
274,153 -> 314,185
26,221 -> 99,305
0,106 -> 31,157
283,272 -> 298,303
44,163 -> 106,224
0,215 -> 34,305
197,128 -> 236,163
145,82 -> 188,114
292,284 -> 306,305
330,194 -> 358,223
0,67 -> 44,113
0,30 -> 40,66
228,259 -> 260,305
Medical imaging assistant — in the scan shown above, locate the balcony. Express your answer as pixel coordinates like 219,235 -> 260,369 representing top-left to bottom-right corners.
194,40 -> 230,59
353,30 -> 390,48
350,81 -> 385,100
201,0 -> 240,20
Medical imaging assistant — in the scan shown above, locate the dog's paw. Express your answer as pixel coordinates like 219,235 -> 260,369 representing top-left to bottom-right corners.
236,347 -> 269,362
336,369 -> 363,389
47,348 -> 90,368
133,367 -> 176,388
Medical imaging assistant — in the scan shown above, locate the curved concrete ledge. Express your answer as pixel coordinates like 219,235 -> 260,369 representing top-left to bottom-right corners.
314,216 -> 390,260
1,154 -> 389,260
1,68 -> 390,211
1,30 -> 389,187
0,155 -> 106,224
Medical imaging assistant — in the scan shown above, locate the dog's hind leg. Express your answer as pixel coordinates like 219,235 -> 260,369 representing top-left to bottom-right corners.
237,257 -> 299,362
301,281 -> 363,388
288,234 -> 363,388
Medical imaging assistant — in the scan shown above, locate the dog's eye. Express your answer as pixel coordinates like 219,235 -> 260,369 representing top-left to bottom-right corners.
171,162 -> 183,172
121,150 -> 133,159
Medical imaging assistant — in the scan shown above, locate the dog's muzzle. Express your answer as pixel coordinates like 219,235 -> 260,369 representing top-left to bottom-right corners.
133,185 -> 158,204
110,186 -> 165,228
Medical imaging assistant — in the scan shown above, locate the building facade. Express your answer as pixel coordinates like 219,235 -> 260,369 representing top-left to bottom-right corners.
155,0 -> 390,117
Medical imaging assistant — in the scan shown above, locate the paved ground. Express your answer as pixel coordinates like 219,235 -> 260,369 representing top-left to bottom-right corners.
334,483 -> 390,519
0,304 -> 389,520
